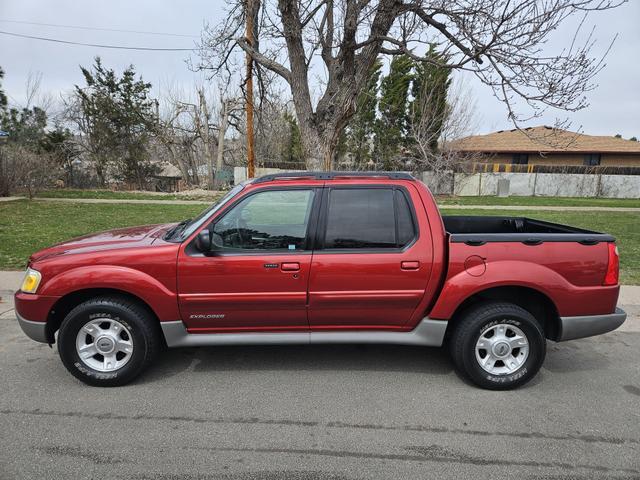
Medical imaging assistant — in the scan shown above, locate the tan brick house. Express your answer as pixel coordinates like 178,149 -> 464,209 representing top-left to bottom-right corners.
451,126 -> 640,167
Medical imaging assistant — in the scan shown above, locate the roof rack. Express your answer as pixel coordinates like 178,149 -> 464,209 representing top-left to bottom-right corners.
252,171 -> 415,184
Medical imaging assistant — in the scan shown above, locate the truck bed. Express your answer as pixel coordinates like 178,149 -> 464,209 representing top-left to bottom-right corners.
443,216 -> 615,245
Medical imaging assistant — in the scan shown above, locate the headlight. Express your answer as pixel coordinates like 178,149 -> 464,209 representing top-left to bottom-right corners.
20,268 -> 42,294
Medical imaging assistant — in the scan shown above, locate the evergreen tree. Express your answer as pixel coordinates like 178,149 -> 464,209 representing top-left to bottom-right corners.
410,47 -> 451,155
0,67 -> 7,113
280,111 -> 303,166
41,126 -> 81,185
1,106 -> 48,151
339,59 -> 382,168
75,57 -> 158,188
374,55 -> 413,168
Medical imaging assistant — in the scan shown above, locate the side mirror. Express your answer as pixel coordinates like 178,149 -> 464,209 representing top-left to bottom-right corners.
195,230 -> 211,252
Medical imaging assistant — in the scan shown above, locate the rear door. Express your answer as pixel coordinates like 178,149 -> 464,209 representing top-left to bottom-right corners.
307,184 -> 433,329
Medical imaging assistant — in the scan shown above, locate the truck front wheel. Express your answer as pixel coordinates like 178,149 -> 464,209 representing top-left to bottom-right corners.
57,296 -> 161,387
450,302 -> 546,390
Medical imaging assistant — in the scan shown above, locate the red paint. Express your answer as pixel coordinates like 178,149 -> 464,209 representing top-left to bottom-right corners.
14,176 -> 620,336
177,254 -> 311,330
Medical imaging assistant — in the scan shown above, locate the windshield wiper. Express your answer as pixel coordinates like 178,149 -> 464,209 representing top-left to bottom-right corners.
165,218 -> 192,240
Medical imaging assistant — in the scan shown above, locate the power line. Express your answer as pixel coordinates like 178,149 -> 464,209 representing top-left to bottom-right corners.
0,19 -> 199,38
0,30 -> 195,51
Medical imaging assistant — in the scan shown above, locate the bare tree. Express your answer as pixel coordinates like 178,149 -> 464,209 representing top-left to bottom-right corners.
214,97 -> 243,187
0,144 -> 60,198
405,75 -> 488,193
197,0 -> 623,170
155,99 -> 192,184
158,84 -> 242,189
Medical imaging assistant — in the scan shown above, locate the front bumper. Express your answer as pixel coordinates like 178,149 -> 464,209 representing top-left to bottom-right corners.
16,312 -> 48,343
558,308 -> 627,341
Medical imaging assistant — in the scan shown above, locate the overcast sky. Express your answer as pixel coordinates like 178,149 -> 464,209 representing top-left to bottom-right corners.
1,0 -> 638,138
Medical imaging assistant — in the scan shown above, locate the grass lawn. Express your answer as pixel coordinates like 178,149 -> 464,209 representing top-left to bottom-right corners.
436,195 -> 640,208
0,200 -> 637,284
0,200 -> 204,269
36,189 -> 221,202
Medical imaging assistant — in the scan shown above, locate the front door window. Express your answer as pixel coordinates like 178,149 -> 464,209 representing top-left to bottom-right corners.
212,189 -> 315,251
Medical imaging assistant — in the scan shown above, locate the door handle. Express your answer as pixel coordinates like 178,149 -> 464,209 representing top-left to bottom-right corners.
281,262 -> 300,272
401,261 -> 420,270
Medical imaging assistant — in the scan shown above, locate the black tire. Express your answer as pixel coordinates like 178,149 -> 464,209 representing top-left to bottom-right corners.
450,302 -> 546,390
57,296 -> 161,387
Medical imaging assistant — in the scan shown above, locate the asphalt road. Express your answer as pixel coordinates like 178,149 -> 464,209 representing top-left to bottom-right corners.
1,280 -> 639,480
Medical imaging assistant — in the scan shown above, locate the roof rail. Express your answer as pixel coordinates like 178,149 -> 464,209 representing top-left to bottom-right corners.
252,171 -> 415,184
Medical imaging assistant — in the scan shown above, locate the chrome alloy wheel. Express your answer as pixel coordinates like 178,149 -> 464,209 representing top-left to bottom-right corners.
75,318 -> 134,372
475,323 -> 529,375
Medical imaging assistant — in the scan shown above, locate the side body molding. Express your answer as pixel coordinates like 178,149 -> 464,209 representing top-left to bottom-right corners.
160,318 -> 448,348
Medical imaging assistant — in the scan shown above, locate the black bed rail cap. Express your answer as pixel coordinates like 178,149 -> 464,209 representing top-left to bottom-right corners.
252,171 -> 415,184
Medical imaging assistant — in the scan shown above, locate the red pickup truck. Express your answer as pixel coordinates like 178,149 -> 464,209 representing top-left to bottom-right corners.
15,172 -> 626,389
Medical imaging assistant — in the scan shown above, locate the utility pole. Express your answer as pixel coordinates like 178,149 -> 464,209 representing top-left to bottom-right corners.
245,0 -> 256,179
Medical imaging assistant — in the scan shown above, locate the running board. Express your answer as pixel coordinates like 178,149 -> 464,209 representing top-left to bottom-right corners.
160,319 -> 448,348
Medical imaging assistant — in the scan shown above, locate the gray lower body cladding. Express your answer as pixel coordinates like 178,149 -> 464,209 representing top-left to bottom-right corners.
160,318 -> 449,348
558,308 -> 627,341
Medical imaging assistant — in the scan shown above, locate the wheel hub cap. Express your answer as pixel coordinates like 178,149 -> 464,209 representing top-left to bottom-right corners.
95,336 -> 116,354
492,341 -> 510,358
475,323 -> 530,375
75,318 -> 134,372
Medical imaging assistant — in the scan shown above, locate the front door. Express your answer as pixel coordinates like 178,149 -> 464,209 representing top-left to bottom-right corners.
178,187 -> 319,332
307,185 -> 433,329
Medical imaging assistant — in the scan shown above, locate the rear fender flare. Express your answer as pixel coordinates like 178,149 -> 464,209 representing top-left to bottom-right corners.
428,261 -> 565,320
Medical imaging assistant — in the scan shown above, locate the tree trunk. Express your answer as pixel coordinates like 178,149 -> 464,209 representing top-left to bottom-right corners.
167,143 -> 190,186
95,162 -> 105,187
196,89 -> 216,189
214,100 -> 229,189
298,121 -> 343,171
0,148 -> 8,196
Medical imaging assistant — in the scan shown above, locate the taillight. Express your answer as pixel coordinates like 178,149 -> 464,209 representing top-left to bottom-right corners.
603,243 -> 619,286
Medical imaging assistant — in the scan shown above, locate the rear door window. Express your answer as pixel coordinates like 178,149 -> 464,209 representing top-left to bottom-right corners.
323,188 -> 416,249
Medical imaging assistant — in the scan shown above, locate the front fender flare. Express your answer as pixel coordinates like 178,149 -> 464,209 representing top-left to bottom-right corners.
39,265 -> 180,321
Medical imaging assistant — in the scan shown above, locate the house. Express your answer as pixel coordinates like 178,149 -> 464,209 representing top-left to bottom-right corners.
151,162 -> 183,192
451,126 -> 640,167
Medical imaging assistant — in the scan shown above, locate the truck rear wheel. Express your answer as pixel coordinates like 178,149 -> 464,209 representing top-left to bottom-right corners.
57,296 -> 161,387
450,302 -> 546,390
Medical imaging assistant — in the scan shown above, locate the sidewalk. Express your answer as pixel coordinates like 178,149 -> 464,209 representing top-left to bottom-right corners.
34,197 -> 210,205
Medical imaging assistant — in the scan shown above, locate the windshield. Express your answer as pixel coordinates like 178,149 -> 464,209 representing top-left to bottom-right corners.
165,182 -> 247,242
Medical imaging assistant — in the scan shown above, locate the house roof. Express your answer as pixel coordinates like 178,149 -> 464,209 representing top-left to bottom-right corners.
155,162 -> 182,178
451,126 -> 640,155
